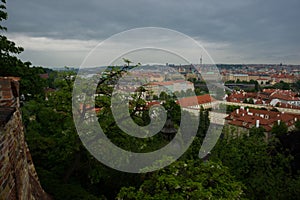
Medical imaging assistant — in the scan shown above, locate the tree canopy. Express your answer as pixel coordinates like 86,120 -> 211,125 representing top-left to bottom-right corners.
117,160 -> 244,200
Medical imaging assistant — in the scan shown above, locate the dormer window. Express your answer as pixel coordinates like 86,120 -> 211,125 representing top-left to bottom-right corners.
265,115 -> 269,119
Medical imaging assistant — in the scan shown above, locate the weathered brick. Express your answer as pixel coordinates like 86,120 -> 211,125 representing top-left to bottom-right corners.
0,77 -> 51,200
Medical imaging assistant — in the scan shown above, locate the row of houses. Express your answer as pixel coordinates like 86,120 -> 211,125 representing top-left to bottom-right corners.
146,93 -> 300,136
226,89 -> 300,109
222,73 -> 298,84
225,107 -> 299,133
145,80 -> 194,96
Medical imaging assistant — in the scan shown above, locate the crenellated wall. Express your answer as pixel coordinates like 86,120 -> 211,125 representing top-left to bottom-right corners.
0,77 -> 51,200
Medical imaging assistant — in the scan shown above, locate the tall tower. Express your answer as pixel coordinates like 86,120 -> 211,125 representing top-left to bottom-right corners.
200,55 -> 203,67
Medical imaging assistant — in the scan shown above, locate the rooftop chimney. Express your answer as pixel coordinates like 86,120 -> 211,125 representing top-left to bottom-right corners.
256,120 -> 260,128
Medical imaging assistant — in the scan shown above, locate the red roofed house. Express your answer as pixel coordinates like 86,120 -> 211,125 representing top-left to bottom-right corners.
275,102 -> 300,110
225,107 -> 300,138
257,77 -> 269,85
39,73 -> 49,79
226,91 -> 247,103
227,89 -> 300,107
177,94 -> 216,110
271,73 -> 297,83
269,89 -> 300,107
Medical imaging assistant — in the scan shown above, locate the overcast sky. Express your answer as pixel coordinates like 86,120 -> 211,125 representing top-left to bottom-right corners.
4,0 -> 300,67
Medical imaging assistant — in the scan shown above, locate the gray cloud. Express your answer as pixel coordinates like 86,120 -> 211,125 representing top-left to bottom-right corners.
4,0 -> 300,67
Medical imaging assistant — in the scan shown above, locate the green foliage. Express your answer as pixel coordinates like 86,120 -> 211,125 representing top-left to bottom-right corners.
274,81 -> 291,90
270,107 -> 279,112
210,134 -> 295,199
178,107 -> 210,161
162,99 -> 181,124
243,98 -> 257,104
293,80 -> 300,92
226,105 -> 240,113
37,168 -> 104,200
194,88 -> 202,95
285,175 -> 300,199
249,126 -> 265,137
271,121 -> 288,137
22,71 -> 100,199
117,160 -> 244,200
159,91 -> 169,100
295,120 -> 300,131
185,88 -> 194,97
248,98 -> 254,104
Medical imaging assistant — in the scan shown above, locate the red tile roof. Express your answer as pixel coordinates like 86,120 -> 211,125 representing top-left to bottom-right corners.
270,90 -> 300,101
226,107 -> 300,132
262,89 -> 277,95
146,101 -> 161,108
257,78 -> 269,81
39,73 -> 49,79
255,99 -> 263,104
271,74 -> 295,79
276,102 -> 300,110
227,89 -> 300,105
178,94 -> 215,107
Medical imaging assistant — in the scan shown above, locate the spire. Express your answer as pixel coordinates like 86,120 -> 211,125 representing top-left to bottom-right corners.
200,55 -> 203,66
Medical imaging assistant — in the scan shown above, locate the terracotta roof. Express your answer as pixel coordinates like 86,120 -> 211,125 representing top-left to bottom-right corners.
263,89 -> 277,94
226,92 -> 246,102
247,92 -> 258,98
146,101 -> 161,108
226,107 -> 300,132
271,74 -> 295,79
39,73 -> 49,79
94,108 -> 101,113
270,90 -> 300,101
255,99 -> 263,104
227,89 -> 300,104
276,102 -> 300,110
79,104 -> 101,113
229,120 -> 244,126
257,78 -> 269,80
178,94 -> 215,107
44,88 -> 56,93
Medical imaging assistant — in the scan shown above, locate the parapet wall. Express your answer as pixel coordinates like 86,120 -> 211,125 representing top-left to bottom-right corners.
0,77 -> 50,200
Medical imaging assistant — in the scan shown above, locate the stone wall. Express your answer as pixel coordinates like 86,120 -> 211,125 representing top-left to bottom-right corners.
0,77 -> 50,200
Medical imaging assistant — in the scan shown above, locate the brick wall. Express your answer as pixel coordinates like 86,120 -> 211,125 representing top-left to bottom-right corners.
0,77 -> 51,200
